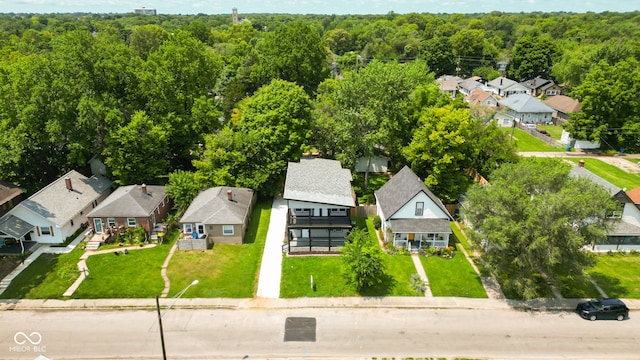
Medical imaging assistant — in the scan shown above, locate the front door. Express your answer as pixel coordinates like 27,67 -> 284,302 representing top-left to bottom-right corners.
93,218 -> 103,234
196,223 -> 206,237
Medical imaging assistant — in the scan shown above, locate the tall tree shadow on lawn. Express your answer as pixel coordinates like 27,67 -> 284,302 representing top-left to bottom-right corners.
589,272 -> 628,298
0,254 -> 59,299
357,273 -> 397,296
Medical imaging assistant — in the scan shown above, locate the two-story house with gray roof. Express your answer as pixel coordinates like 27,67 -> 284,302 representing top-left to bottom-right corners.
0,170 -> 113,245
375,166 -> 453,251
179,186 -> 256,245
87,184 -> 171,235
283,158 -> 356,253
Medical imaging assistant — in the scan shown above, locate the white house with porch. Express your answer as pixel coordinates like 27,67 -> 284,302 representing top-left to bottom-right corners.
0,170 -> 112,246
374,166 -> 453,251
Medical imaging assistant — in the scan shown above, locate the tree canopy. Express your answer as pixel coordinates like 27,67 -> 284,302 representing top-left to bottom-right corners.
462,158 -> 619,299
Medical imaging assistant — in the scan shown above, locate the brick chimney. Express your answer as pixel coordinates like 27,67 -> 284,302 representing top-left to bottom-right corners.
65,177 -> 72,191
141,184 -> 147,194
227,189 -> 233,201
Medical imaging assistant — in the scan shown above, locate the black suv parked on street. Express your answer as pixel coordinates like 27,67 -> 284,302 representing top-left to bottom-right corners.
576,298 -> 629,321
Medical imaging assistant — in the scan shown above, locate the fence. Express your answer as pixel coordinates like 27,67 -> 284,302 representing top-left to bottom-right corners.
515,122 -> 558,145
351,205 -> 377,218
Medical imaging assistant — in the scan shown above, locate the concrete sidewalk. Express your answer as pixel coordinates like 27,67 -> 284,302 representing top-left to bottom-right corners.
2,296 -> 639,312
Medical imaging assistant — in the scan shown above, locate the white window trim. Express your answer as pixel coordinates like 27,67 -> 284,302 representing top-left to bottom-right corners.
222,225 -> 234,236
127,218 -> 137,227
40,226 -> 51,236
107,218 -> 117,228
183,224 -> 193,234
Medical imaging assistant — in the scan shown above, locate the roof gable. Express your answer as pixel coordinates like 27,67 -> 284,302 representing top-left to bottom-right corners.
488,76 -> 517,90
283,158 -> 355,207
374,166 -> 452,220
87,184 -> 166,218
180,186 -> 255,224
543,95 -> 581,114
18,170 -> 112,226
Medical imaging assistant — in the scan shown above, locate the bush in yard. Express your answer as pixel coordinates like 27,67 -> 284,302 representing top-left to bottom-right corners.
409,273 -> 426,294
372,215 -> 381,230
341,228 -> 386,292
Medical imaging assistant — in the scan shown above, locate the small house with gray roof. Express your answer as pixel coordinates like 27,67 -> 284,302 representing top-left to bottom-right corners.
0,170 -> 112,245
283,158 -> 356,253
570,163 -> 640,252
375,166 -> 453,251
497,93 -> 555,126
87,184 -> 171,235
179,186 -> 256,245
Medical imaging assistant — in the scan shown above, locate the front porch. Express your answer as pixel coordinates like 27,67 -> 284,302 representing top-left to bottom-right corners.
388,219 -> 452,251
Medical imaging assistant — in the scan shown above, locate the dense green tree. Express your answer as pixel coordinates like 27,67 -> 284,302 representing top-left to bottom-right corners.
194,80 -> 312,195
508,34 -> 558,80
462,158 -> 618,300
103,111 -> 169,185
419,36 -> 456,76
129,24 -> 168,60
250,21 -> 329,95
566,59 -> 640,151
166,170 -> 204,213
341,228 -> 386,292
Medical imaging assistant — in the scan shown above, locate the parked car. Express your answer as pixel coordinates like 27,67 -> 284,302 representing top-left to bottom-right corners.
524,123 -> 538,131
576,298 -> 629,321
537,129 -> 551,136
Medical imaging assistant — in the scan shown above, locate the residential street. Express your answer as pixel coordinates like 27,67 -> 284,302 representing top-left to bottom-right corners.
1,307 -> 639,359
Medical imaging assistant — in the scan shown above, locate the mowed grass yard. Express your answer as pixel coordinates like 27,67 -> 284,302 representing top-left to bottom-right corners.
565,158 -> 640,190
280,218 -> 487,298
166,199 -> 272,298
588,253 -> 640,298
504,128 -> 565,152
0,247 -> 84,299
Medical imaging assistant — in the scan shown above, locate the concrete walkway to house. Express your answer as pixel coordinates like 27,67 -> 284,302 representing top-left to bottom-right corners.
256,196 -> 288,298
62,243 -> 158,297
160,243 -> 178,297
410,254 -> 432,297
0,231 -> 87,295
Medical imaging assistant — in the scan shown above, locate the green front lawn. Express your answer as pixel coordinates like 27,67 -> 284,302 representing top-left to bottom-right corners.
565,158 -> 640,190
420,244 -> 488,298
506,128 -> 564,152
73,233 -> 178,298
166,199 -> 272,298
537,124 -> 563,140
588,253 -> 640,298
0,247 -> 84,299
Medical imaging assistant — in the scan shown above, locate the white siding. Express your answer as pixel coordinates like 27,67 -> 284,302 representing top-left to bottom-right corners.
10,206 -> 64,244
287,200 -> 350,214
622,203 -> 640,225
391,192 -> 449,220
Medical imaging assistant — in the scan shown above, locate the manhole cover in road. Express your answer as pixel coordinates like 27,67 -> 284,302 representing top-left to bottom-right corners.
284,317 -> 316,342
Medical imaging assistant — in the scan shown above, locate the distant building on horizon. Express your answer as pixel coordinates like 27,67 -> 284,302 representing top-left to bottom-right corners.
134,7 -> 157,15
232,7 -> 239,24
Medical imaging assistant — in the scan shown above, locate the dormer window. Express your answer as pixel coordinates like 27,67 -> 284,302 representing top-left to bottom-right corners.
415,202 -> 424,216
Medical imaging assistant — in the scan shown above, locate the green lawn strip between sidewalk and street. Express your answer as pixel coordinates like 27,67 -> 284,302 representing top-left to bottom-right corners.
166,199 -> 272,298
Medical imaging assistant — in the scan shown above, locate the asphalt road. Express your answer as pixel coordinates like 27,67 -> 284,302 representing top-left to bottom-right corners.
1,307 -> 638,360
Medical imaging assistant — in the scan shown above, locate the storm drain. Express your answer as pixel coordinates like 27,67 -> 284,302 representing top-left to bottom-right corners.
284,317 -> 316,342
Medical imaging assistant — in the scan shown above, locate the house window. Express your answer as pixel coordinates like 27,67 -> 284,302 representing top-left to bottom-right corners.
183,224 -> 193,234
415,202 -> 424,216
607,210 -> 623,219
70,219 -> 74,226
223,225 -> 234,235
40,226 -> 51,236
107,218 -> 117,228
127,218 -> 137,227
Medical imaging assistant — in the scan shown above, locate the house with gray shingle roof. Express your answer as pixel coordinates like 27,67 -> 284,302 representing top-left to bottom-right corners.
0,170 -> 112,245
487,76 -> 530,97
374,166 -> 453,251
283,158 -> 355,253
497,93 -> 555,126
87,184 -> 171,235
570,163 -> 640,252
180,186 -> 256,245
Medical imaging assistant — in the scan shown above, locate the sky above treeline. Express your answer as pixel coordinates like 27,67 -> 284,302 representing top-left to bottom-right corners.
1,0 -> 639,15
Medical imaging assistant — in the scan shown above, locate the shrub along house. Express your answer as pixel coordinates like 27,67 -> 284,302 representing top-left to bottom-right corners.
375,166 -> 453,251
86,184 -> 171,236
179,186 -> 256,246
0,170 -> 113,246
283,158 -> 356,253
